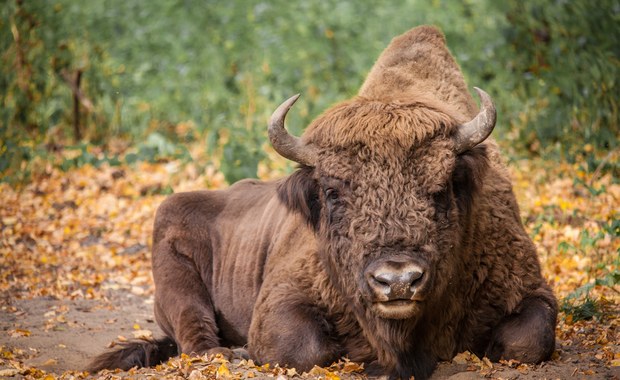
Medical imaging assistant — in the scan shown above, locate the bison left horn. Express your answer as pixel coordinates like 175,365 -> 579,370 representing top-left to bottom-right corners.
453,87 -> 497,153
268,94 -> 318,167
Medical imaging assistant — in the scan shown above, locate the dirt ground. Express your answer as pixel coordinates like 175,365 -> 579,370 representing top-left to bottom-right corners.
0,290 -> 617,379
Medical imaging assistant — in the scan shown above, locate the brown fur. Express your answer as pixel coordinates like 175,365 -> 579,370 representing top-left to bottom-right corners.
89,26 -> 557,380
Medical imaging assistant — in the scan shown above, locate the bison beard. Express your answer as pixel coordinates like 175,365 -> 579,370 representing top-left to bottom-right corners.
88,25 -> 557,380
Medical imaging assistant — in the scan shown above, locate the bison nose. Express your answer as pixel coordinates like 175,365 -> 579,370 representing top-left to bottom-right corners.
367,264 -> 425,300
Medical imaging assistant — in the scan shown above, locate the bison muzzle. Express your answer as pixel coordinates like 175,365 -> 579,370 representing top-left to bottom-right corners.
365,255 -> 429,319
89,25 -> 557,380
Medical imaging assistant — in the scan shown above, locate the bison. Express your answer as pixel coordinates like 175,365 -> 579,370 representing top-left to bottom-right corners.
89,25 -> 557,379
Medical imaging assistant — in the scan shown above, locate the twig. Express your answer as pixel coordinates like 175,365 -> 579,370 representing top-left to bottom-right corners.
60,69 -> 94,112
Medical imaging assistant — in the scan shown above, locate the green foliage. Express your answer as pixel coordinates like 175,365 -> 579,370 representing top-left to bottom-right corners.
58,144 -> 120,172
125,132 -> 190,165
496,0 -> 619,156
561,269 -> 619,322
561,295 -> 600,322
1,0 -> 618,183
1,1 -> 123,182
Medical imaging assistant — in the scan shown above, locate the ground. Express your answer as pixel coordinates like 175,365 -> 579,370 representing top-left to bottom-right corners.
0,291 -> 618,379
0,149 -> 618,379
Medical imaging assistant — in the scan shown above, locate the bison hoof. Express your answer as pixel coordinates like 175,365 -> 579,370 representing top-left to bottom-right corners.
231,347 -> 251,361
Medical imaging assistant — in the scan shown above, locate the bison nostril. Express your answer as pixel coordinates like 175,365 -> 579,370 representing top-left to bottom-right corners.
407,270 -> 424,289
369,273 -> 393,296
372,272 -> 395,287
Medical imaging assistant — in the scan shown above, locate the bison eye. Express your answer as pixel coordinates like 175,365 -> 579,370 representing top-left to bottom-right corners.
325,188 -> 339,201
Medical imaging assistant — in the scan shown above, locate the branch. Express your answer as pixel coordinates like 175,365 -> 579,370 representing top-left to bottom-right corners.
60,69 -> 94,112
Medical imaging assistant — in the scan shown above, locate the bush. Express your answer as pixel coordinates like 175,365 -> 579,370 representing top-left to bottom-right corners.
498,0 -> 619,157
1,0 -> 617,184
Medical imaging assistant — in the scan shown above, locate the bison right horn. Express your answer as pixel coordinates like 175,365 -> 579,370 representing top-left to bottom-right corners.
268,94 -> 318,167
453,87 -> 497,154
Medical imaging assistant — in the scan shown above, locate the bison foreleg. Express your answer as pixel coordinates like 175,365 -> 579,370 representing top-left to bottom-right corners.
486,291 -> 557,363
249,291 -> 342,371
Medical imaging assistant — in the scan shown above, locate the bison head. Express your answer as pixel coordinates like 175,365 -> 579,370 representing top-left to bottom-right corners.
273,26 -> 496,324
274,89 -> 495,321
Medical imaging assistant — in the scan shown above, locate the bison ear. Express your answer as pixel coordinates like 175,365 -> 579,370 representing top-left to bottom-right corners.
277,166 -> 321,228
452,145 -> 489,216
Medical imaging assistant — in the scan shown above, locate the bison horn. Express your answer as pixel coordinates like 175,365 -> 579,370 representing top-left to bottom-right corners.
453,87 -> 497,153
268,94 -> 318,167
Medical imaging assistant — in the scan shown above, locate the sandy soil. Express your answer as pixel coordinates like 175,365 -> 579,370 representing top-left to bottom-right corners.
0,291 -> 617,379
0,291 -> 160,375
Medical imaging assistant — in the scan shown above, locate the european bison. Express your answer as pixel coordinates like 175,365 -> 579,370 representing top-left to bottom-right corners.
89,25 -> 557,379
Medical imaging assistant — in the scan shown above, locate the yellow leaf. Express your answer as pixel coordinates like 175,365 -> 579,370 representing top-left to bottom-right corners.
11,328 -> 31,337
325,372 -> 340,380
132,329 -> 153,339
558,199 -> 571,211
259,363 -> 270,371
133,323 -> 141,330
216,362 -> 230,378
1,349 -> 14,359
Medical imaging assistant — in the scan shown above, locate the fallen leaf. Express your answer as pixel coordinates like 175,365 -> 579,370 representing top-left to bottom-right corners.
0,368 -> 20,376
42,358 -> 58,366
2,216 -> 18,225
132,329 -> 153,339
216,362 -> 230,378
276,367 -> 292,377
453,351 -> 472,365
10,328 -> 31,337
325,372 -> 340,380
482,357 -> 493,369
188,369 -> 205,380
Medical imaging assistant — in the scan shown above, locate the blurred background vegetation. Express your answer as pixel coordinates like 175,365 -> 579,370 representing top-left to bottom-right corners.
1,0 -> 618,184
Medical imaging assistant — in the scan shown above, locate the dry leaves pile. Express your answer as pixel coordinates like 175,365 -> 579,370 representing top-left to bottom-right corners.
101,355 -> 365,380
0,151 -> 618,378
